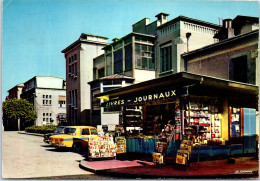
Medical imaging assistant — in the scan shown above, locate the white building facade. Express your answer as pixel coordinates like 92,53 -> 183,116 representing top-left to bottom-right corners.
21,76 -> 66,126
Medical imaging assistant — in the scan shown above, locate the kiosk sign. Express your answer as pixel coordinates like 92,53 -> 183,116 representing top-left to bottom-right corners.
102,89 -> 179,108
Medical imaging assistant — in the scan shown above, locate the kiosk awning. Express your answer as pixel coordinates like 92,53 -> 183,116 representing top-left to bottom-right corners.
96,72 -> 259,109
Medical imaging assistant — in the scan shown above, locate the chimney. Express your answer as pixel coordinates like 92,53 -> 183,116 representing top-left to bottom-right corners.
112,38 -> 120,43
223,19 -> 234,38
155,12 -> 169,26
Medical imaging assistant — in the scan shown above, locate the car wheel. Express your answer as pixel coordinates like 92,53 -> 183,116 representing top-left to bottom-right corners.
72,143 -> 82,152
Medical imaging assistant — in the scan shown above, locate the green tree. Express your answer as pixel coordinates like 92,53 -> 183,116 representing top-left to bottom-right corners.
2,99 -> 37,128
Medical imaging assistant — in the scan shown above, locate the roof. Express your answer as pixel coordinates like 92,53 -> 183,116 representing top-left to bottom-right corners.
23,76 -> 65,84
155,12 -> 170,17
158,15 -> 220,30
88,74 -> 135,84
182,29 -> 258,58
61,33 -> 108,53
95,72 -> 258,100
103,32 -> 156,50
7,83 -> 24,92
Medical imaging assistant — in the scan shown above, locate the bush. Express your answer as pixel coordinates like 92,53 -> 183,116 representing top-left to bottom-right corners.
25,125 -> 57,134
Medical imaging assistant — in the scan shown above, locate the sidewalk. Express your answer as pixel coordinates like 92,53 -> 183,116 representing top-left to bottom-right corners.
18,131 -> 44,137
80,157 -> 259,179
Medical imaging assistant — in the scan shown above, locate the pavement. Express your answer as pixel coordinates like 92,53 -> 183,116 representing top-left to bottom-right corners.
80,157 -> 259,179
18,131 -> 44,137
18,131 -> 259,179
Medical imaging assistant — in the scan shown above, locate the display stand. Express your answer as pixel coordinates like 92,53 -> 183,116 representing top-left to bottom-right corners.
153,123 -> 175,165
87,134 -> 117,161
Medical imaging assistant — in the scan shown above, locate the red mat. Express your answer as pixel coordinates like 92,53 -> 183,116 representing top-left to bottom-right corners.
82,160 -> 154,170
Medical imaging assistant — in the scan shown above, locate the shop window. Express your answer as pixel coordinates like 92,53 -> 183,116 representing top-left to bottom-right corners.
229,55 -> 248,83
114,49 -> 123,74
160,45 -> 172,72
230,107 -> 241,138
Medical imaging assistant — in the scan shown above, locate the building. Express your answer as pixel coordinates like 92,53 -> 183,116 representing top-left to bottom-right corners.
21,76 -> 66,127
93,15 -> 259,157
154,14 -> 220,78
89,13 -> 220,130
61,33 -> 108,126
6,83 -> 24,100
89,74 -> 135,131
181,15 -> 259,137
182,16 -> 259,86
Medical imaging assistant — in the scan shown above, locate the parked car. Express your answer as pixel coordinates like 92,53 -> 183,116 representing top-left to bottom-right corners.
43,126 -> 66,143
49,126 -> 98,151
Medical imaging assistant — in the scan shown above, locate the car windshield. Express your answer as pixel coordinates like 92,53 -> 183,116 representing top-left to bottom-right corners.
54,127 -> 64,133
63,128 -> 77,135
90,129 -> 98,135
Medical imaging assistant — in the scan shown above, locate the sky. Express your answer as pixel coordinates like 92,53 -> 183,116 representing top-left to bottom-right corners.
2,0 -> 259,101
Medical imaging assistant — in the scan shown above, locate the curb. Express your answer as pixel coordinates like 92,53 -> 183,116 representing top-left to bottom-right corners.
18,131 -> 44,137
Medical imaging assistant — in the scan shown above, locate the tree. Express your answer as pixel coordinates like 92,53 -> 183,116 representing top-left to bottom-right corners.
2,98 -> 37,130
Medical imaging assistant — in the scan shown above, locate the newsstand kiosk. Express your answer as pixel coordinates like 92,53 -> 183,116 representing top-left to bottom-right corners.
96,72 -> 258,164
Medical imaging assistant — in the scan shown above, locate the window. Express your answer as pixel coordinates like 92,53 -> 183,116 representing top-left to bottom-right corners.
43,113 -> 45,116
92,90 -> 100,111
72,64 -> 74,75
98,68 -> 105,78
43,118 -> 45,121
59,101 -> 66,108
114,49 -> 123,74
74,62 -> 77,76
106,54 -> 112,76
82,129 -> 90,135
135,44 -> 154,70
74,54 -> 77,61
64,128 -> 76,135
90,129 -> 98,135
42,94 -> 52,106
75,89 -> 77,108
69,57 -> 71,64
229,55 -> 248,83
160,45 -> 172,72
125,44 -> 132,71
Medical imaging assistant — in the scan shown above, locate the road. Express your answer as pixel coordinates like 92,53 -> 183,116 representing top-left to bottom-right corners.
2,131 -> 119,179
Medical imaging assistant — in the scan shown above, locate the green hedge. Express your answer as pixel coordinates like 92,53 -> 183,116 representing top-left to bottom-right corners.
25,125 -> 57,134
